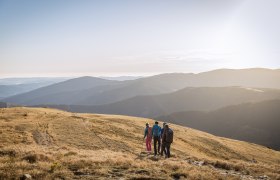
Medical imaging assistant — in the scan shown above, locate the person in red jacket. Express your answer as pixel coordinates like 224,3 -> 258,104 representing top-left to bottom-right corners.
143,123 -> 152,153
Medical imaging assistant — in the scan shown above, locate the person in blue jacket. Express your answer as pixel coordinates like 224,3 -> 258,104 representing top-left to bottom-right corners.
152,121 -> 161,156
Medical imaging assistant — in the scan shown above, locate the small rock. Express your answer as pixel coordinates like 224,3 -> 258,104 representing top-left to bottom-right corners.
20,174 -> 32,180
251,158 -> 257,163
258,175 -> 269,179
198,161 -> 204,166
193,160 -> 204,166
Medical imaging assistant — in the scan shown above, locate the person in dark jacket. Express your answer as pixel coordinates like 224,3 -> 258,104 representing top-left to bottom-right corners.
160,122 -> 167,156
152,121 -> 161,156
162,124 -> 173,158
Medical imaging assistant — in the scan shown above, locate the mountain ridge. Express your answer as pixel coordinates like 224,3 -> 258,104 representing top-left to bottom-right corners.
44,86 -> 280,118
3,68 -> 280,106
157,99 -> 280,150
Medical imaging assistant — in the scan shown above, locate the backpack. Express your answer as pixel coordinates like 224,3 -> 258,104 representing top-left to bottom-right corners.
165,128 -> 173,143
153,125 -> 161,137
147,127 -> 152,139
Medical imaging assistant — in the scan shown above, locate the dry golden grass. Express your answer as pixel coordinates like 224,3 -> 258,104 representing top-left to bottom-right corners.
0,107 -> 280,179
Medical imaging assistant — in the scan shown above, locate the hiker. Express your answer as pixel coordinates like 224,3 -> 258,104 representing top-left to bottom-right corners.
152,121 -> 161,156
143,123 -> 152,153
162,124 -> 173,158
160,122 -> 167,156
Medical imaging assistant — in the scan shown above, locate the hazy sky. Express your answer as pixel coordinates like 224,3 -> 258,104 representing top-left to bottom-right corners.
1,0 -> 280,77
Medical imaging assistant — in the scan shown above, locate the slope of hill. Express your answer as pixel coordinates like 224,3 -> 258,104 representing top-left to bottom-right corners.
0,77 -> 71,99
0,84 -> 37,99
157,99 -> 280,150
0,77 -> 70,85
3,76 -> 120,105
99,76 -> 143,81
0,78 -> 70,99
73,74 -> 198,106
0,107 -> 279,179
192,68 -> 280,88
3,74 -> 194,106
3,68 -> 280,106
48,87 -> 280,118
0,102 -> 7,108
131,68 -> 280,89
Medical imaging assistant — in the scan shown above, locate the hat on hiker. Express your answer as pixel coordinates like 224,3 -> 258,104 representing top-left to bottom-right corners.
146,122 -> 149,126
155,121 -> 158,124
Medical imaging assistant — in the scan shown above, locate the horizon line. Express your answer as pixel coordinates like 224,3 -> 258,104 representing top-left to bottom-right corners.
0,67 -> 279,79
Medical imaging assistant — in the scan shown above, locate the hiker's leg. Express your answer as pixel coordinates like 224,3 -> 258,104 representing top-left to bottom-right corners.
145,138 -> 149,151
153,137 -> 157,155
164,143 -> 167,155
157,137 -> 161,154
146,137 -> 151,151
158,137 -> 161,154
148,138 -> 152,151
169,144 -> 171,158
166,143 -> 171,158
160,142 -> 165,156
146,138 -> 152,151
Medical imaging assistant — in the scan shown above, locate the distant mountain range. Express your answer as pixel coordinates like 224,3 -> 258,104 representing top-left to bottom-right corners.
0,102 -> 7,108
0,77 -> 70,85
98,76 -> 142,81
3,77 -> 119,105
0,77 -> 70,99
157,99 -> 280,150
42,86 -> 280,118
3,68 -> 280,105
2,73 -> 198,105
0,76 -> 140,99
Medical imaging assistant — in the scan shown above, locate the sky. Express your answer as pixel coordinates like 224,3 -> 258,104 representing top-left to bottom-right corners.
0,0 -> 280,77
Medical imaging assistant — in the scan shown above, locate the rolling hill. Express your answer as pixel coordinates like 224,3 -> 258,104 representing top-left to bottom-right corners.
0,84 -> 41,99
0,77 -> 70,99
188,68 -> 280,88
99,76 -> 142,81
46,87 -> 280,118
3,76 -> 120,105
0,107 -> 279,179
157,99 -> 280,150
0,102 -> 7,108
3,68 -> 280,106
3,74 -> 193,106
0,77 -> 70,86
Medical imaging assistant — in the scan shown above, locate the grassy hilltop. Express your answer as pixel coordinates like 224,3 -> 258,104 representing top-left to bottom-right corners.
0,107 -> 279,179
